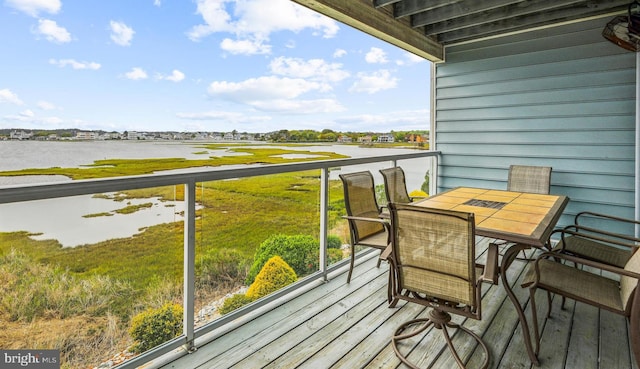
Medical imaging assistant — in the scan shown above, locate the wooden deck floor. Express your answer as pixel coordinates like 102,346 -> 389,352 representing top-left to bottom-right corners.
158,237 -> 637,369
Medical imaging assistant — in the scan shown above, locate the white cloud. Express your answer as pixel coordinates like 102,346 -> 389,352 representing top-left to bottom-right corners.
5,0 -> 60,17
269,57 -> 349,89
49,59 -> 101,70
37,101 -> 57,110
125,67 -> 148,80
3,111 -> 64,127
0,89 -> 24,105
349,70 -> 397,94
35,19 -> 71,43
396,52 -> 426,66
19,109 -> 35,118
208,76 -> 323,102
177,110 -> 271,124
251,98 -> 345,113
110,21 -> 134,46
154,0 -> 161,6
207,75 -> 344,114
220,37 -> 271,55
335,109 -> 429,130
333,49 -> 347,58
188,0 -> 339,54
365,47 -> 388,64
157,69 -> 185,82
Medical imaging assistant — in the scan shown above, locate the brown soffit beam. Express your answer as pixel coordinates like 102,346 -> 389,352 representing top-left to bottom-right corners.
291,0 -> 444,62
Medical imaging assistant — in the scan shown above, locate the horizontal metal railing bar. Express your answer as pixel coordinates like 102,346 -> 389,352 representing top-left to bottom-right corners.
0,151 -> 439,204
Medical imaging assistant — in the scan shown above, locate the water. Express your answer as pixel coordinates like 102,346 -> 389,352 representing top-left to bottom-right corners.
0,140 -> 430,246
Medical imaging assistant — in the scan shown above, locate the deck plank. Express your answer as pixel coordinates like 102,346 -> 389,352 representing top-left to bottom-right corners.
157,238 -> 637,369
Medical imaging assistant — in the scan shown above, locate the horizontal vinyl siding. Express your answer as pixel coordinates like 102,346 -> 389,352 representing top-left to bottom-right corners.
435,18 -> 636,234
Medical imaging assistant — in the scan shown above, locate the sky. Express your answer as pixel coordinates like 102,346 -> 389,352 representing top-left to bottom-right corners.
0,0 -> 432,133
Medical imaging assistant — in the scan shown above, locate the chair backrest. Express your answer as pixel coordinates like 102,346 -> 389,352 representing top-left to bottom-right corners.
389,202 -> 477,306
339,171 -> 385,242
380,166 -> 411,204
507,165 -> 552,194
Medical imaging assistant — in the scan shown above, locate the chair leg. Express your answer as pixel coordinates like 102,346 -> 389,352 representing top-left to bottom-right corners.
347,244 -> 355,283
546,291 -> 553,318
392,311 -> 489,369
529,288 -> 541,356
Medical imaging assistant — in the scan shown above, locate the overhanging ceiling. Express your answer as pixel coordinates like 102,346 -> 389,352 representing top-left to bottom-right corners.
292,0 -> 632,62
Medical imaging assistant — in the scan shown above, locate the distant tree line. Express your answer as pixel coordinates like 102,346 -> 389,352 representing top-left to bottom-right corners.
265,129 -> 428,143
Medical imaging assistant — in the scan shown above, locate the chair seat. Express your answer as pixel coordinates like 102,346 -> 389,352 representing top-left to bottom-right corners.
358,231 -> 389,250
522,259 -> 623,311
553,235 -> 630,268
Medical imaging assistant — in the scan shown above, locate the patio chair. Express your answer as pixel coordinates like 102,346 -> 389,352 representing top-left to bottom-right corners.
522,229 -> 640,364
551,211 -> 640,268
379,166 -> 427,204
507,164 -> 552,194
339,171 -> 391,283
490,164 -> 553,264
387,203 -> 489,369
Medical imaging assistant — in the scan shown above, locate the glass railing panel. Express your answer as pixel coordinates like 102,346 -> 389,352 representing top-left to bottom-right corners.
0,187 -> 185,368
193,169 -> 347,322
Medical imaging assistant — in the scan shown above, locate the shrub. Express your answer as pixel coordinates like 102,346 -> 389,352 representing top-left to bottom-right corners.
196,248 -> 250,289
409,189 -> 428,198
327,248 -> 345,265
247,234 -> 318,284
218,293 -> 255,315
129,303 -> 183,353
327,235 -> 342,249
246,256 -> 297,300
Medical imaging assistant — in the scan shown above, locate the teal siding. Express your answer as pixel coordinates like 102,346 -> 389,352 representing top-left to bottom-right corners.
435,18 -> 637,234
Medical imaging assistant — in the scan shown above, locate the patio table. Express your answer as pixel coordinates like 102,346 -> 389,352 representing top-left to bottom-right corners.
412,186 -> 569,366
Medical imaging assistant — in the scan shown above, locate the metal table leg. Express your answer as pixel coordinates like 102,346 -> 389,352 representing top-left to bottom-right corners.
500,243 -> 540,366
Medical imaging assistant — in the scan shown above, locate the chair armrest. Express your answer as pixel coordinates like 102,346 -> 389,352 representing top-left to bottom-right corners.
409,196 -> 427,201
342,215 -> 389,224
533,251 -> 640,281
379,245 -> 392,261
576,211 -> 640,227
575,212 -> 640,242
553,226 -> 639,251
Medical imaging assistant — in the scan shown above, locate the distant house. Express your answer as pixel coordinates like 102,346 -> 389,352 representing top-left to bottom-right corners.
358,135 -> 372,144
10,130 -> 32,140
75,131 -> 98,140
377,133 -> 395,143
223,132 -> 235,140
337,135 -> 352,143
406,134 -> 427,143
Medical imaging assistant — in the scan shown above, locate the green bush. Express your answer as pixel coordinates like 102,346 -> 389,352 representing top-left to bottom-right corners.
196,248 -> 250,289
247,234 -> 318,284
218,294 -> 255,315
327,235 -> 342,249
129,303 -> 183,353
246,256 -> 297,300
327,248 -> 345,266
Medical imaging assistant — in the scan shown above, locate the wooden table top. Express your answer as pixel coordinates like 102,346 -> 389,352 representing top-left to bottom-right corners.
413,187 -> 569,247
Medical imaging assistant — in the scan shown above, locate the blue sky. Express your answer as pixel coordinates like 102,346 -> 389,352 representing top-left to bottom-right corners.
0,0 -> 431,133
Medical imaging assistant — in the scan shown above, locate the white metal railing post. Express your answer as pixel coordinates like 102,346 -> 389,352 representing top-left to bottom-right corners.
319,168 -> 329,281
183,180 -> 196,351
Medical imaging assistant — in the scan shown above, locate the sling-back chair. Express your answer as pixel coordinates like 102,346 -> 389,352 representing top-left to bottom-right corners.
339,171 -> 390,283
387,203 -> 489,369
379,166 -> 426,204
522,229 -> 640,364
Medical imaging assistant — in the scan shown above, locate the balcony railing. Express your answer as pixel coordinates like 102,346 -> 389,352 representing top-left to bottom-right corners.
0,150 -> 439,368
